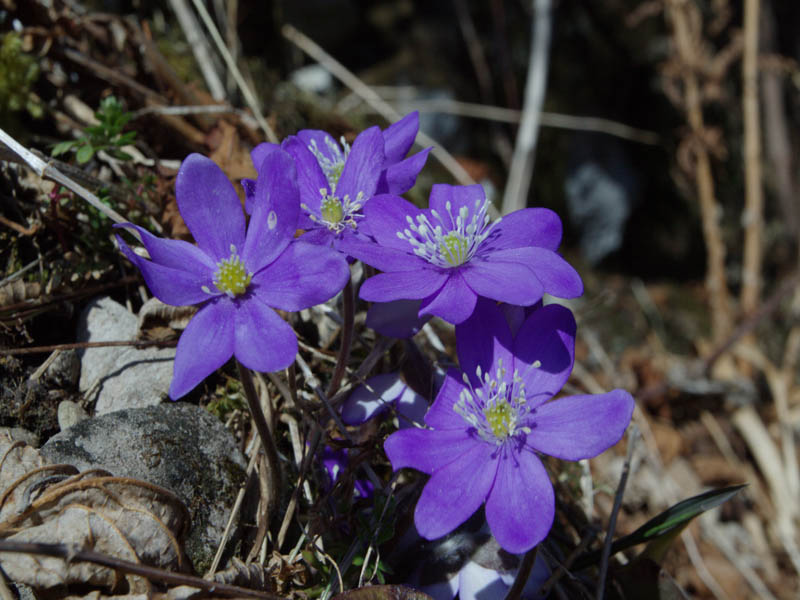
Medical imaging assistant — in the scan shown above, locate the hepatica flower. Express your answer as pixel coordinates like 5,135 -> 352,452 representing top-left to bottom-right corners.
115,152 -> 349,399
384,300 -> 634,553
244,112 -> 430,252
342,184 -> 583,324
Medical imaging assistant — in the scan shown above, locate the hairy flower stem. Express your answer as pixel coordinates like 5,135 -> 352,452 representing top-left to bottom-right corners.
505,545 -> 538,600
326,277 -> 354,398
237,360 -> 281,527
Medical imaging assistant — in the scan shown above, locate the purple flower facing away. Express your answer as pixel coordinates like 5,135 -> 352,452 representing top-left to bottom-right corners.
115,152 -> 350,399
341,372 -> 429,429
341,184 -> 583,324
420,556 -> 550,600
243,113 -> 430,252
384,299 -> 634,553
322,445 -> 374,499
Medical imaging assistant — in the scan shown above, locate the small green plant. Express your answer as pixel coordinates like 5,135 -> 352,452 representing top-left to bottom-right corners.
52,96 -> 137,163
0,33 -> 41,118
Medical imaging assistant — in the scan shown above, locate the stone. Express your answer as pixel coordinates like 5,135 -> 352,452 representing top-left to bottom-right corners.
0,426 -> 39,447
57,400 -> 88,430
41,403 -> 247,572
77,296 -> 175,414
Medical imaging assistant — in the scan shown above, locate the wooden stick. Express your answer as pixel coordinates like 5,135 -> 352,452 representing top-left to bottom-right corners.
741,0 -> 764,320
281,24 -> 475,188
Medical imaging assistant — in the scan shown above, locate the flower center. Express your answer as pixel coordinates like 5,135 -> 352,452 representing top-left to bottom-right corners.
440,231 -> 469,267
209,245 -> 251,298
396,197 -> 498,269
454,359 -> 539,446
308,136 -> 350,193
303,189 -> 365,235
320,195 -> 344,224
484,400 -> 515,440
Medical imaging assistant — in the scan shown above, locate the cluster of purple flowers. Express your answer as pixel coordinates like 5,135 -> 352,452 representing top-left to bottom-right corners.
117,113 -> 634,584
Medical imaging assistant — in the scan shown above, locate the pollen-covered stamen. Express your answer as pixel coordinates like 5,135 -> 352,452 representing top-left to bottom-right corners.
396,198 -> 498,268
303,189 -> 365,234
207,244 -> 252,298
454,358 -> 537,445
308,136 -> 351,193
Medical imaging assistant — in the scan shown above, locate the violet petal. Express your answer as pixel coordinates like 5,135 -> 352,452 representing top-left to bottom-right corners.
337,237 -> 423,272
527,390 -> 634,460
169,299 -> 235,399
414,441 -> 498,540
424,369 -> 473,431
513,304 -> 576,407
114,223 -> 215,274
526,247 -> 584,299
175,153 -> 246,262
460,254 -> 544,307
419,271 -> 477,324
485,207 -> 562,252
365,299 -> 430,338
485,449 -> 554,554
233,294 -> 298,373
428,184 -> 485,224
376,147 -> 431,195
382,111 -> 419,164
384,427 -> 477,475
359,269 -> 448,303
456,298 -> 514,389
282,135 -> 330,205
251,240 -> 349,311
242,149 -> 300,273
362,194 -> 425,251
341,373 -> 406,425
337,125 -> 384,200
117,235 -> 213,306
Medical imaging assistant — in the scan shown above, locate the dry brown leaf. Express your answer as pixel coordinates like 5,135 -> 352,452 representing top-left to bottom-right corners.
0,437 -> 191,592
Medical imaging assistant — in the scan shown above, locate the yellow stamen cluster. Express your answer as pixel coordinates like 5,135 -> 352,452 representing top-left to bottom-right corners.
440,231 -> 470,267
320,195 -> 344,225
212,246 -> 251,297
484,400 -> 515,440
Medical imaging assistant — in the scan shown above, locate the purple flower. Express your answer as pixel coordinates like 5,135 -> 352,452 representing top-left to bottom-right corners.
115,152 -> 349,399
244,113 -> 430,251
321,445 -> 374,499
341,372 -> 429,429
341,184 -> 583,324
420,556 -> 550,600
384,300 -> 634,553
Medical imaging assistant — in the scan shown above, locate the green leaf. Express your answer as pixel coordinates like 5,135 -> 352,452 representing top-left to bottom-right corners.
51,141 -> 75,156
75,144 -> 95,164
573,484 -> 746,570
111,149 -> 133,161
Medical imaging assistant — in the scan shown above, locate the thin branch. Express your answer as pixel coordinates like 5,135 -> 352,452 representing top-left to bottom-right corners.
281,24 -> 475,187
168,0 -> 226,101
237,361 -> 281,528
500,0 -> 553,215
665,0 -> 733,343
0,128 -> 131,229
596,426 -> 638,600
326,278 -> 354,398
741,0 -> 764,318
189,0 -> 278,143
0,340 -> 177,355
505,546 -> 538,600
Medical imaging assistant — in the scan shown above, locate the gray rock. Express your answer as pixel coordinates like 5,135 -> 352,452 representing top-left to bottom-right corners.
41,403 -> 247,572
77,296 -> 175,414
0,426 -> 39,447
57,400 -> 88,430
42,349 -> 80,388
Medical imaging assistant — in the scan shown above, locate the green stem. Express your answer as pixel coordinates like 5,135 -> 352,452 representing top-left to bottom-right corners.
326,277 -> 354,398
